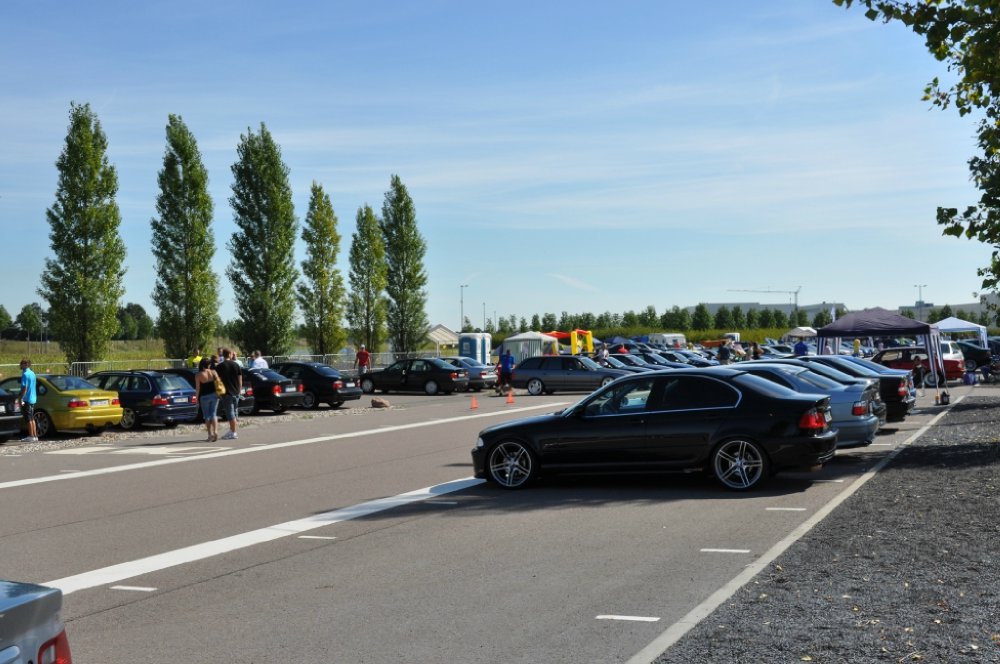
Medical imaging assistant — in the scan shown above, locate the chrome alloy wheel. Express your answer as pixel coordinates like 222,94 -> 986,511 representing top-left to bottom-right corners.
487,441 -> 536,489
712,438 -> 767,490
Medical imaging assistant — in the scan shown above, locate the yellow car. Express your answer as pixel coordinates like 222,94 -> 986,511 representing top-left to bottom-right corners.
0,374 -> 123,438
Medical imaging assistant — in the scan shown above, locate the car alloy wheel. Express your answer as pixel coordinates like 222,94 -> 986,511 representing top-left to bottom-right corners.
487,440 -> 537,489
119,408 -> 137,430
424,380 -> 439,395
34,410 -> 53,438
527,378 -> 544,396
965,359 -> 977,372
712,438 -> 768,491
302,390 -> 318,409
600,376 -> 615,387
360,377 -> 375,394
923,372 -> 941,388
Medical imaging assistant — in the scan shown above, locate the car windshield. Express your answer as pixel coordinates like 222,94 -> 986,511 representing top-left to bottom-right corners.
791,369 -> 842,391
311,365 -> 340,377
578,356 -> 602,370
603,356 -> 628,368
45,375 -> 98,391
253,369 -> 287,381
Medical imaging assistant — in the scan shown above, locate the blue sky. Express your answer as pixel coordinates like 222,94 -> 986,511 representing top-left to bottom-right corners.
1,1 -> 992,334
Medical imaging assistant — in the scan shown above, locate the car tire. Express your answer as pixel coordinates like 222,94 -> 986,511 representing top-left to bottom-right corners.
360,377 -> 375,394
302,390 -> 319,409
119,408 -> 138,430
34,410 -> 54,438
965,359 -> 977,372
331,401 -> 343,408
712,438 -> 769,491
527,378 -> 544,396
600,376 -> 616,387
274,404 -> 287,413
425,380 -> 439,395
486,440 -> 538,489
923,372 -> 941,387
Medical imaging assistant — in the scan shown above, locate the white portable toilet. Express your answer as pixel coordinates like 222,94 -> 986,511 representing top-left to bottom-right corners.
459,332 -> 492,365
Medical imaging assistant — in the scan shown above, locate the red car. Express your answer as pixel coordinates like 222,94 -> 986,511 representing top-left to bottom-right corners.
871,346 -> 964,386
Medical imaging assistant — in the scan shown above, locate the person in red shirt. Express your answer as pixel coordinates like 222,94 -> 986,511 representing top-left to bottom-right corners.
354,345 -> 371,374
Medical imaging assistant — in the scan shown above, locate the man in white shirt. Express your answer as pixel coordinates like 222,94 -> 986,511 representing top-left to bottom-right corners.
251,350 -> 268,369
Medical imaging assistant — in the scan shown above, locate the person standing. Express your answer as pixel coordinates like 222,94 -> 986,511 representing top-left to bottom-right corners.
251,350 -> 268,369
194,358 -> 220,442
18,359 -> 38,442
187,348 -> 202,369
853,338 -> 862,357
793,338 -> 810,356
498,349 -> 516,394
750,342 -> 763,360
354,345 -> 371,374
717,341 -> 733,365
215,348 -> 243,440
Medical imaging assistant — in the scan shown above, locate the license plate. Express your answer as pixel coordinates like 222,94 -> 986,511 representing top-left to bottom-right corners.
824,410 -> 832,422
174,397 -> 190,404
345,382 -> 355,387
285,385 -> 297,392
91,399 -> 109,407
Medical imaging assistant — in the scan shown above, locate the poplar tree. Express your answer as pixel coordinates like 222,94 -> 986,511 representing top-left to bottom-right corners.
151,114 -> 219,359
39,102 -> 126,364
297,182 -> 346,356
346,204 -> 388,350
380,175 -> 429,353
227,123 -> 298,356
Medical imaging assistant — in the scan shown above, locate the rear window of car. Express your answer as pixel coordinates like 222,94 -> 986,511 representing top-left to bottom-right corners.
155,374 -> 193,391
47,375 -> 99,391
253,369 -> 286,382
310,365 -> 340,377
733,372 -> 802,399
517,357 -> 542,370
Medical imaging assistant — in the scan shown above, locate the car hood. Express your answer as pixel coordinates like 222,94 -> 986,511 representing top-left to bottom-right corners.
479,411 -> 565,438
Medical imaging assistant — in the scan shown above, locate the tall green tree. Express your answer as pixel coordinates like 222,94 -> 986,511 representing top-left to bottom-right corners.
713,305 -> 733,330
380,175 -> 429,353
692,304 -> 712,330
0,305 -> 12,338
39,102 -> 126,364
346,204 -> 388,350
151,114 -> 219,358
837,1 -> 1000,304
15,304 -> 44,340
227,123 -> 298,356
297,182 -> 347,356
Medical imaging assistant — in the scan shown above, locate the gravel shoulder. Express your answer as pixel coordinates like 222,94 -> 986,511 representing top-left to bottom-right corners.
657,390 -> 1000,663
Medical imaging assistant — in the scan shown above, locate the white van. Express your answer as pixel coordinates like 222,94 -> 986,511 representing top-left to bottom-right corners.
649,333 -> 686,348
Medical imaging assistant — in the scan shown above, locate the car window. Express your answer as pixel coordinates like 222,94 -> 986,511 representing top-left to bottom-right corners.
656,376 -> 738,410
125,376 -> 151,392
279,365 -> 301,378
540,357 -> 562,370
156,374 -> 192,391
254,369 -> 287,382
0,377 -> 19,392
311,365 -> 340,377
411,360 -> 429,373
584,378 -> 656,416
99,375 -> 126,391
517,357 -> 541,370
48,375 -> 98,391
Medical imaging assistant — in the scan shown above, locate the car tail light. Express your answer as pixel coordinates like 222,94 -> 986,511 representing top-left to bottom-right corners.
112,398 -> 120,406
298,384 -> 304,392
897,378 -> 909,397
245,387 -> 253,397
272,385 -> 282,396
38,628 -> 72,664
332,380 -> 343,389
450,372 -> 458,379
798,408 -> 827,431
151,395 -> 170,406
67,399 -> 88,408
851,400 -> 868,416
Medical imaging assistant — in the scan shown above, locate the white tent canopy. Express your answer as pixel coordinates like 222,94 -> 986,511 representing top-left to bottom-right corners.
786,326 -> 817,338
494,331 -> 559,362
935,316 -> 988,347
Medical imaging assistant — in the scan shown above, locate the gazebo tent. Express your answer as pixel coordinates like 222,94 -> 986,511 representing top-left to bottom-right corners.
816,307 -> 945,387
935,316 -> 988,347
786,326 -> 817,338
494,331 -> 559,363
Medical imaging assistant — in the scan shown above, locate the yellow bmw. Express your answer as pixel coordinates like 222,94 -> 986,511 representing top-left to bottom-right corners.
0,374 -> 123,438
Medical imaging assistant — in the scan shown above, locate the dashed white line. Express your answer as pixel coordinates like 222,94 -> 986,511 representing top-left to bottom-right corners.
298,535 -> 337,540
597,615 -> 661,623
110,585 -> 157,592
765,507 -> 807,512
699,548 -> 751,554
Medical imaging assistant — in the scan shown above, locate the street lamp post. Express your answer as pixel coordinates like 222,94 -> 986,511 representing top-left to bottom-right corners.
914,284 -> 928,321
483,303 -> 486,331
459,284 -> 468,333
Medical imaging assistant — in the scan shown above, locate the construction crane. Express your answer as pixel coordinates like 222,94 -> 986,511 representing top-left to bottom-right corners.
727,286 -> 802,316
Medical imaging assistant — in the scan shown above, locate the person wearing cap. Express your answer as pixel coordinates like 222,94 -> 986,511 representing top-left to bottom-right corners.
354,344 -> 371,374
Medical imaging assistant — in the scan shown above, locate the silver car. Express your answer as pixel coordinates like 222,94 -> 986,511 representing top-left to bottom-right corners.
440,356 -> 498,392
511,355 -> 629,395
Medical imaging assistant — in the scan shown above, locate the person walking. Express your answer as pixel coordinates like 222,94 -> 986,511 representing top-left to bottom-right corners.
354,345 -> 371,374
215,348 -> 243,440
750,342 -> 763,360
18,359 -> 38,442
793,338 -> 810,356
497,349 -> 516,395
194,358 -> 221,442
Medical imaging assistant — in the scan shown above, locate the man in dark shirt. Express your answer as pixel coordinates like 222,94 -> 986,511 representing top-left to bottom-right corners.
215,348 -> 244,440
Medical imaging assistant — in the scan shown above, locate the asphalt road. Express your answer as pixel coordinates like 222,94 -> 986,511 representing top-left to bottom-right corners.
0,386 -> 960,663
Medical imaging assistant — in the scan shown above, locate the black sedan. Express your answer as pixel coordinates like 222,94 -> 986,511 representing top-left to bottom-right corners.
159,367 -> 256,417
242,368 -> 305,413
270,362 -> 363,409
797,356 -> 915,422
0,387 -> 21,443
472,368 -> 837,491
360,357 -> 469,395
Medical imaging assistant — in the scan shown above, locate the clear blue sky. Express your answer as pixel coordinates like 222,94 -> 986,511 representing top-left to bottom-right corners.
1,1 -> 991,333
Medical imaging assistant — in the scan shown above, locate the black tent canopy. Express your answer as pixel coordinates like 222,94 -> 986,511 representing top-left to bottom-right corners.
816,307 -> 944,387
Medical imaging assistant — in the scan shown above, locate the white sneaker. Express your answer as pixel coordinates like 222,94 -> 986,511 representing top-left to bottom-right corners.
222,432 -> 238,440
20,436 -> 38,443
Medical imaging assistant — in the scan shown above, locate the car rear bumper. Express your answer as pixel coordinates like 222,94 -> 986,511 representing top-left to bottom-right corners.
333,387 -> 363,401
54,408 -> 124,430
146,405 -> 199,425
768,430 -> 838,470
886,395 -> 916,422
833,415 -> 880,448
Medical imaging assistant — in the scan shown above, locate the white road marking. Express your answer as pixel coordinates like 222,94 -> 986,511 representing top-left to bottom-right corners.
765,507 -> 806,512
628,398 -> 961,664
110,585 -> 157,592
699,549 -> 750,554
812,479 -> 845,483
869,443 -> 892,446
597,615 -> 661,623
45,477 -> 485,595
0,403 -> 567,491
298,535 -> 337,540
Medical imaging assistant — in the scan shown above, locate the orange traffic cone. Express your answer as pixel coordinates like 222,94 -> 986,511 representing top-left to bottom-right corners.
505,389 -> 515,405
470,395 -> 479,410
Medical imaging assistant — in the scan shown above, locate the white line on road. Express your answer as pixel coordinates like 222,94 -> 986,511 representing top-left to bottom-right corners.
597,615 -> 661,623
110,586 -> 157,592
765,507 -> 807,512
45,477 -> 485,595
0,402 -> 566,491
298,535 -> 337,540
699,549 -> 750,554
